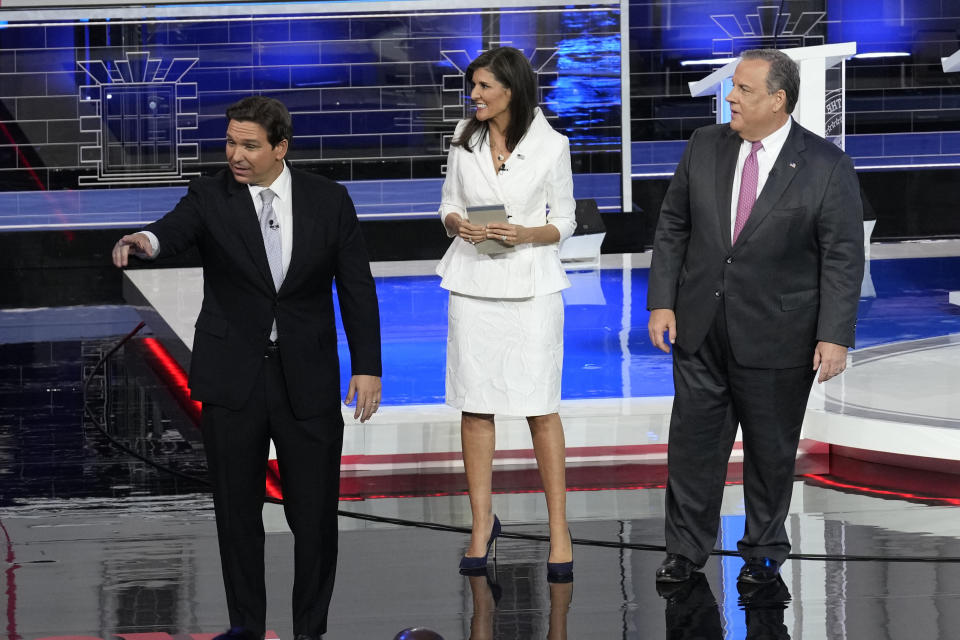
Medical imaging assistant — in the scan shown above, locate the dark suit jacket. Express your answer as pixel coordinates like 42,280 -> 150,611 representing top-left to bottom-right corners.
145,166 -> 381,419
647,121 -> 864,368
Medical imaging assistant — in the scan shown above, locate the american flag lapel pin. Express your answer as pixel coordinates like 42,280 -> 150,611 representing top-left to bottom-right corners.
789,161 -> 797,168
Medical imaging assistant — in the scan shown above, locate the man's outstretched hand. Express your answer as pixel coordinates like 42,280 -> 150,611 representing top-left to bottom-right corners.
112,232 -> 154,267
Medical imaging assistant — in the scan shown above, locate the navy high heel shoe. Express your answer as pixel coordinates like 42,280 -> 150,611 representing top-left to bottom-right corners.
486,570 -> 503,604
546,529 -> 574,583
547,559 -> 574,583
459,514 -> 501,574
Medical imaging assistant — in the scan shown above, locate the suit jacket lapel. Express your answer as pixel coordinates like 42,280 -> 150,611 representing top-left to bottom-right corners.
734,122 -> 806,247
225,174 -> 276,292
472,134 -> 506,204
716,128 -> 741,252
283,168 -> 317,293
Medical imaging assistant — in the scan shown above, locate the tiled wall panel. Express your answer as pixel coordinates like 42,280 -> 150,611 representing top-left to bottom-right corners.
0,3 -> 623,204
8,0 -> 958,223
627,0 -> 960,173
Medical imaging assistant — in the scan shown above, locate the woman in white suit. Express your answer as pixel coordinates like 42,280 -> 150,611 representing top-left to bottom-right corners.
436,47 -> 577,582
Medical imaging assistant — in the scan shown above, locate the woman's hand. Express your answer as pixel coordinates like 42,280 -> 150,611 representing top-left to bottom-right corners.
485,221 -> 527,246
454,218 -> 489,245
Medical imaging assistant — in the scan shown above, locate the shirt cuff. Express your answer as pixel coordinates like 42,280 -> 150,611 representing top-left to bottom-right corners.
140,230 -> 160,259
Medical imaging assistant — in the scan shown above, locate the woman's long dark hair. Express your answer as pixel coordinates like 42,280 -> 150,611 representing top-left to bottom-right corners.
452,47 -> 538,153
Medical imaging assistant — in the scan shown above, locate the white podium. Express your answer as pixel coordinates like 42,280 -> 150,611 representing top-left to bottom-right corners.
559,234 -> 605,271
558,198 -> 606,271
942,49 -> 960,73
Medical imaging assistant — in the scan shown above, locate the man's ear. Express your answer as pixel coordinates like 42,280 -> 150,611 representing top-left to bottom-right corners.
274,138 -> 289,160
773,89 -> 786,113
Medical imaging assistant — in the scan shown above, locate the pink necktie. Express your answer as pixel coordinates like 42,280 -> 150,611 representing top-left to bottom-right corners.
733,141 -> 763,243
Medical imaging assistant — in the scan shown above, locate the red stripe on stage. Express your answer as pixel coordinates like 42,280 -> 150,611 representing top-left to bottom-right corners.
142,338 -> 201,423
141,338 -> 287,500
802,447 -> 960,505
266,459 -> 284,501
802,473 -> 960,506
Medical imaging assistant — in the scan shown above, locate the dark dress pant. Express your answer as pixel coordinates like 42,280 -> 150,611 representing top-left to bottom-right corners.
664,303 -> 816,566
201,347 -> 344,638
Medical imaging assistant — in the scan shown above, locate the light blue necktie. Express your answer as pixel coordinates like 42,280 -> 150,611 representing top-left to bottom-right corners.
259,188 -> 283,290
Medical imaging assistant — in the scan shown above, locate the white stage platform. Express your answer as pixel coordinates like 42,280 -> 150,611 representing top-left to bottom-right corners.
123,243 -> 960,475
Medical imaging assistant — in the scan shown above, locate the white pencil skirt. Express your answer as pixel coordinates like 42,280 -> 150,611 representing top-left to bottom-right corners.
445,291 -> 564,417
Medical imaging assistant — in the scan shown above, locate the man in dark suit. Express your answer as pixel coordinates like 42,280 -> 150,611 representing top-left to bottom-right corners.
112,96 -> 382,639
647,49 -> 863,584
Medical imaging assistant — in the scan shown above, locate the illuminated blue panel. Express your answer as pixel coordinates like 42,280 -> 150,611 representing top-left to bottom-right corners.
643,0 -> 723,56
498,10 -> 538,56
260,42 -> 320,66
547,9 -> 621,151
348,16 -> 410,41
167,20 -> 229,45
45,25 -> 75,48
0,4 -> 622,217
826,2 -> 914,55
294,16 -> 352,42
651,1 -> 824,63
252,19 -> 290,44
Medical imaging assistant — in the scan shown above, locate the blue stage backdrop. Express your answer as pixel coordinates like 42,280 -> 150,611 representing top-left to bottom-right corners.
4,0 -> 960,232
627,0 -> 960,177
0,1 -> 624,231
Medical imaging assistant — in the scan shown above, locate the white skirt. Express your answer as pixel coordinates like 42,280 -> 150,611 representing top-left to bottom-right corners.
445,291 -> 564,416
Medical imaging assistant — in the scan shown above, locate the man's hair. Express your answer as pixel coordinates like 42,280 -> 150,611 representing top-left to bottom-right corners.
741,49 -> 800,114
225,96 -> 293,147
453,46 -> 538,153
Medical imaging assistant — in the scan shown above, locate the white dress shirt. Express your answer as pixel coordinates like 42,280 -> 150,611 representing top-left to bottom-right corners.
436,108 -> 578,299
729,117 -> 792,241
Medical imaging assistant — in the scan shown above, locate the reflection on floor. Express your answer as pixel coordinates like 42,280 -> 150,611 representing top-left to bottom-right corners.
2,243 -> 960,639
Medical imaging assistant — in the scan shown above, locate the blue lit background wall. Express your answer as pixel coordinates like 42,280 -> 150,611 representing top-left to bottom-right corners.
0,3 -> 623,229
3,0 -> 960,231
628,0 -> 960,176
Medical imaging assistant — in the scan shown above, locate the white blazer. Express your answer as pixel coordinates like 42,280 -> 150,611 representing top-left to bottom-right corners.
436,108 -> 577,299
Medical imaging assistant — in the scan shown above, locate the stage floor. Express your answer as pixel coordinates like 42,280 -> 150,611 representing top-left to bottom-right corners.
2,242 -> 960,639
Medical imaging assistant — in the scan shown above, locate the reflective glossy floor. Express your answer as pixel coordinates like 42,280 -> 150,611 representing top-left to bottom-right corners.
6,457 -> 960,639
3,243 -> 960,639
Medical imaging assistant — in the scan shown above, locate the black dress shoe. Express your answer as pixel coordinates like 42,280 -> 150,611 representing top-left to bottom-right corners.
737,574 -> 791,606
655,553 -> 699,583
212,628 -> 262,640
656,574 -> 699,602
737,557 -> 780,584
